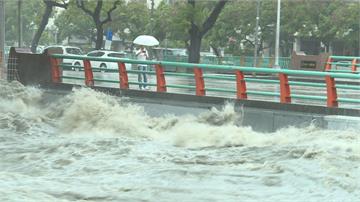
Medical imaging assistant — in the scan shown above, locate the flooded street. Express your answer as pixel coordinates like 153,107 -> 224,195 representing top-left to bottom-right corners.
0,80 -> 359,202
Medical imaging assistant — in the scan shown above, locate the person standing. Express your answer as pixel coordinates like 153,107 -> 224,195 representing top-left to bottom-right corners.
135,46 -> 149,90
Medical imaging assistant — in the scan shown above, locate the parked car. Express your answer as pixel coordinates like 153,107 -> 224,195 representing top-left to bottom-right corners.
151,47 -> 188,61
43,45 -> 84,66
36,45 -> 46,54
4,46 -> 11,55
171,48 -> 188,57
73,50 -> 132,71
151,47 -> 174,60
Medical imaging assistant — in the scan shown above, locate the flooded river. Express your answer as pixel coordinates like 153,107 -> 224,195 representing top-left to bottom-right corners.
0,80 -> 359,201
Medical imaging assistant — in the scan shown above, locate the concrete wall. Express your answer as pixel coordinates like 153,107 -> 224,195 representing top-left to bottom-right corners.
45,85 -> 360,133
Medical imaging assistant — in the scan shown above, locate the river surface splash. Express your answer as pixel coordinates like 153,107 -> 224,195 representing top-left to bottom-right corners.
0,80 -> 359,201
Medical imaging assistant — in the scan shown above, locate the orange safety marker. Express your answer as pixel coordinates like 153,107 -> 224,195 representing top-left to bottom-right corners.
235,70 -> 247,99
351,59 -> 357,73
324,57 -> 333,71
155,64 -> 167,92
83,59 -> 94,87
50,58 -> 61,83
325,76 -> 338,107
279,73 -> 291,103
117,62 -> 129,89
194,67 -> 205,96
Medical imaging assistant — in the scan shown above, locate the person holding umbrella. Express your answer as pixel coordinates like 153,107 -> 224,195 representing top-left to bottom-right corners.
133,35 -> 160,90
135,45 -> 149,90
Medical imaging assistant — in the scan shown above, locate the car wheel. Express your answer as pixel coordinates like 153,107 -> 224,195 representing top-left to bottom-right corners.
100,63 -> 107,72
74,62 -> 81,71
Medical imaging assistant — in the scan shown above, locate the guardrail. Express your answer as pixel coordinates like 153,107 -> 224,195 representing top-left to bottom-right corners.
50,54 -> 360,108
160,55 -> 291,68
325,55 -> 360,73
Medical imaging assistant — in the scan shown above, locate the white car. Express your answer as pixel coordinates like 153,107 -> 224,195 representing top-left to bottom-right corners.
74,50 -> 132,71
43,45 -> 84,66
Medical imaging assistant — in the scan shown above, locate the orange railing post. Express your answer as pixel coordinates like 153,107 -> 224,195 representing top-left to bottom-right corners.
194,67 -> 205,96
50,58 -> 61,83
117,62 -> 129,89
279,73 -> 291,103
325,57 -> 333,71
83,59 -> 94,87
325,76 -> 338,107
351,59 -> 357,73
235,70 -> 247,99
155,64 -> 167,92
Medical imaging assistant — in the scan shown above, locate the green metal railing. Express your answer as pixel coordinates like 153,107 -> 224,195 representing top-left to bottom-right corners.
50,54 -> 360,108
325,55 -> 360,73
160,55 -> 291,69
129,52 -> 291,68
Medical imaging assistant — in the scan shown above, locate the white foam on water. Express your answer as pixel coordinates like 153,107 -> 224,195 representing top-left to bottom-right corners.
0,80 -> 359,202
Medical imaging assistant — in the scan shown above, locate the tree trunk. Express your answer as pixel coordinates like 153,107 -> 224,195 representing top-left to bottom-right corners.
210,44 -> 221,57
188,30 -> 202,63
95,25 -> 103,50
31,5 -> 52,53
186,0 -> 227,64
76,0 -> 119,50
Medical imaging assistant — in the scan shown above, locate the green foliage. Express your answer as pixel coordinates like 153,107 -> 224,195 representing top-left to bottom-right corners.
207,0 -> 359,56
5,0 -> 44,46
6,0 -> 358,55
55,1 -> 94,44
109,0 -> 150,41
207,1 -> 257,55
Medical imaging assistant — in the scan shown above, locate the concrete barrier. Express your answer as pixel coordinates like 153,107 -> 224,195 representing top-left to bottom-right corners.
45,85 -> 360,132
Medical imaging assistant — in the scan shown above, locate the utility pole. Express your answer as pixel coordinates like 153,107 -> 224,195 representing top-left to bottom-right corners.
150,0 -> 154,35
0,0 -> 5,75
18,0 -> 22,47
150,0 -> 154,15
274,0 -> 281,68
253,0 -> 261,67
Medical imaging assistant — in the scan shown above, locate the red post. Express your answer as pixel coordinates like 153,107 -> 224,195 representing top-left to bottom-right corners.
155,64 -> 167,92
83,60 -> 94,87
325,76 -> 338,107
279,73 -> 291,103
194,67 -> 205,96
351,59 -> 357,73
117,62 -> 129,89
325,57 -> 333,71
50,58 -> 61,83
235,70 -> 247,99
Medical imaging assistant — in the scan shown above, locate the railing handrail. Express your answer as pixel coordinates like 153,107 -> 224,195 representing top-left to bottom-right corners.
51,54 -> 360,79
329,55 -> 360,60
49,53 -> 360,108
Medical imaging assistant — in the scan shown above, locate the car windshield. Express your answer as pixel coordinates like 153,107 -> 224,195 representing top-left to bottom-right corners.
66,48 -> 83,55
108,53 -> 126,58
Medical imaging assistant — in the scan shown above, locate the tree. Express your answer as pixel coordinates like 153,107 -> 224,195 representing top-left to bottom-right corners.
207,1 -> 257,56
55,1 -> 94,48
76,0 -> 120,50
31,0 -> 68,53
109,0 -> 150,45
186,0 -> 227,63
5,0 -> 41,46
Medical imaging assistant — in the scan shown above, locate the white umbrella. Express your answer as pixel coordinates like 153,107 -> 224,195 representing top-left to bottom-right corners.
133,35 -> 159,46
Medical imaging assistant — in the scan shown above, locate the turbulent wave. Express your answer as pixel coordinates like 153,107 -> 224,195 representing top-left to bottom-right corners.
0,80 -> 48,134
0,80 -> 359,201
1,80 -> 359,152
